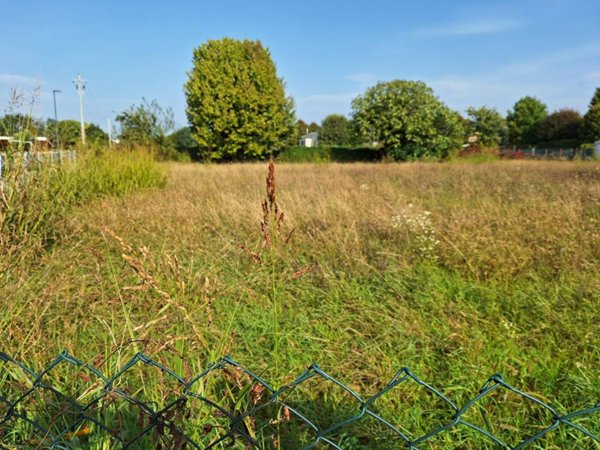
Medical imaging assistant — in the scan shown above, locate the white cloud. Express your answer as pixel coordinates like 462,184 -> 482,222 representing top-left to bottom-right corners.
412,18 -> 523,38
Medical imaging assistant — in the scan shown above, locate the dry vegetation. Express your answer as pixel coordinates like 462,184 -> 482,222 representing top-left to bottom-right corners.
2,160 -> 600,448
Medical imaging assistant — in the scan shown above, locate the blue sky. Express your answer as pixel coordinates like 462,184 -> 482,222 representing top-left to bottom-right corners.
1,0 -> 599,131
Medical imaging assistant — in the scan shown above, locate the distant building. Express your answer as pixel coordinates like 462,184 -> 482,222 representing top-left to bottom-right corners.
33,136 -> 53,151
594,140 -> 600,159
0,136 -> 11,150
299,132 -> 319,147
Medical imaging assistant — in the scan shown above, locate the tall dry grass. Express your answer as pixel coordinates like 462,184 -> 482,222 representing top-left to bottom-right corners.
2,160 -> 599,448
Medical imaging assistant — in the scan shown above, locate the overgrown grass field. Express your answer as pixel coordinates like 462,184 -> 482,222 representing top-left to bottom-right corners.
1,159 -> 599,448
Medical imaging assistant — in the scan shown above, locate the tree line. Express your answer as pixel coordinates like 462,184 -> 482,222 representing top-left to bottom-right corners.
2,37 -> 599,161
180,38 -> 600,161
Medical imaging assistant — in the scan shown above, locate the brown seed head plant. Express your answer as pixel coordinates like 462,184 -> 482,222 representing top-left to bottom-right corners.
240,157 -> 313,385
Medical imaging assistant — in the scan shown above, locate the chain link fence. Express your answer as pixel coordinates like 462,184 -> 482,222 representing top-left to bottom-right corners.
1,351 -> 598,449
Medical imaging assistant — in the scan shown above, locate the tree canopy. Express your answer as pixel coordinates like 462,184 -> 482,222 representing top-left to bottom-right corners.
507,96 -> 547,147
466,106 -> 507,148
351,80 -> 464,159
535,109 -> 583,147
582,87 -> 600,143
44,120 -> 106,148
185,38 -> 295,160
320,114 -> 354,146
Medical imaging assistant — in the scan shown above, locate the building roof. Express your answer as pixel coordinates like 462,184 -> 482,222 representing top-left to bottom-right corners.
301,132 -> 319,140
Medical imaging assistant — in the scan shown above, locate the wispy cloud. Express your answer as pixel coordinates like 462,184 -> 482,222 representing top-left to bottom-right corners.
412,18 -> 523,38
297,92 -> 358,104
296,92 -> 359,121
0,74 -> 44,87
345,72 -> 378,87
428,43 -> 600,114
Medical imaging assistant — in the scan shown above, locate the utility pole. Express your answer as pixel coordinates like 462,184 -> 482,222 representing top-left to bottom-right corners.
73,74 -> 86,145
107,118 -> 112,148
52,89 -> 61,149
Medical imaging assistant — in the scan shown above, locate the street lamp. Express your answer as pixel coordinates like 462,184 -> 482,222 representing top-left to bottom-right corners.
52,89 -> 61,149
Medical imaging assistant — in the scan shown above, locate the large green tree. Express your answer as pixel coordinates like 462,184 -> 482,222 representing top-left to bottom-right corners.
582,87 -> 600,143
506,96 -> 547,147
466,106 -> 507,148
351,80 -> 464,159
320,114 -> 353,145
185,38 -> 295,160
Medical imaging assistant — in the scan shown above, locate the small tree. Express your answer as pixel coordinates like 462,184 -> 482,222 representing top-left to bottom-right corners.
116,98 -> 174,145
466,106 -> 507,148
320,114 -> 353,146
582,88 -> 600,143
185,38 -> 295,160
506,96 -> 547,147
351,80 -> 464,159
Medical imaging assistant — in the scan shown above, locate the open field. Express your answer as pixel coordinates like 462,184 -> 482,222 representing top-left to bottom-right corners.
2,160 -> 600,448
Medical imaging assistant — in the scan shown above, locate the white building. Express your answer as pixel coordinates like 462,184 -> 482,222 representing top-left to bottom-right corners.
299,132 -> 319,147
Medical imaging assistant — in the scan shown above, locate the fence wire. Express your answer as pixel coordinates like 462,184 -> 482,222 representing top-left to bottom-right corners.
0,351 -> 598,449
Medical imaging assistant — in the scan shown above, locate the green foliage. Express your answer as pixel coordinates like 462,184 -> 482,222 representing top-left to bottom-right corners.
466,106 -> 507,148
45,120 -> 107,149
535,108 -> 583,147
168,127 -> 200,161
0,150 -> 165,259
582,88 -> 600,143
115,98 -> 179,160
351,80 -> 464,160
185,38 -> 295,160
506,96 -> 548,147
278,145 -> 382,163
319,114 -> 355,145
582,105 -> 600,143
307,121 -> 320,133
295,119 -> 309,140
0,114 -> 43,140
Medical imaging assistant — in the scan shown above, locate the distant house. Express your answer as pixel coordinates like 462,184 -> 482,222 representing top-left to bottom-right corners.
594,140 -> 600,159
299,132 -> 319,147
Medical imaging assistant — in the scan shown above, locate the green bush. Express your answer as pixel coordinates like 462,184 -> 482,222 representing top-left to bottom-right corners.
278,145 -> 382,163
0,149 -> 166,260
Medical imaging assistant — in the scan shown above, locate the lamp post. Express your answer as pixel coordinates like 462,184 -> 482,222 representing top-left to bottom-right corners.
52,89 -> 61,149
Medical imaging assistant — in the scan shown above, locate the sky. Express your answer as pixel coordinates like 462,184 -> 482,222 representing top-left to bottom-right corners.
1,0 -> 600,132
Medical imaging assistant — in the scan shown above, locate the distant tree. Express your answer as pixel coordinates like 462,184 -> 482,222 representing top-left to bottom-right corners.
351,80 -> 464,159
116,98 -> 174,147
308,122 -> 320,133
295,119 -> 309,140
185,38 -> 295,160
582,87 -> 600,143
168,127 -> 201,160
506,96 -> 547,147
45,120 -> 106,148
535,109 -> 583,146
320,114 -> 353,145
0,114 -> 44,141
465,106 -> 507,148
